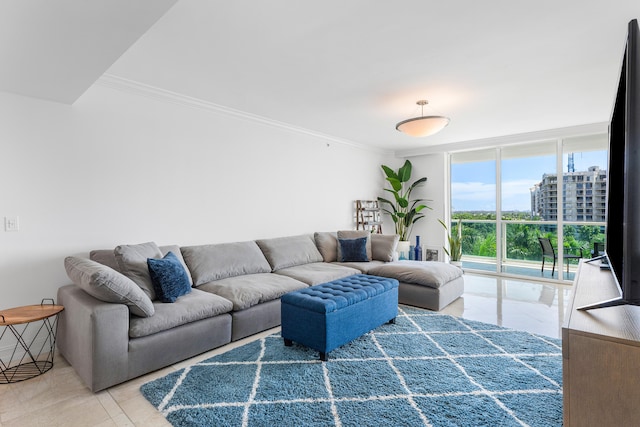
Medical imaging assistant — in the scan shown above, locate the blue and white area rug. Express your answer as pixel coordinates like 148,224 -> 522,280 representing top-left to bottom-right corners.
141,306 -> 562,427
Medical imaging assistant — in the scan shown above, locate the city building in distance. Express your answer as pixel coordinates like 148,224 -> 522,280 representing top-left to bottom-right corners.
530,166 -> 607,222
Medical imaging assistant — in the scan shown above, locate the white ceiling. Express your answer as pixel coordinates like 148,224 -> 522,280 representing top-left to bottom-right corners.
2,1 -> 639,151
0,0 -> 177,104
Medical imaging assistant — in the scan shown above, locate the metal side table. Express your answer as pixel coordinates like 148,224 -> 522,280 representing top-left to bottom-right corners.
0,299 -> 64,383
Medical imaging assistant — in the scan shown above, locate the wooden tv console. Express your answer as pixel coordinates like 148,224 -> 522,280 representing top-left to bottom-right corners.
563,261 -> 640,426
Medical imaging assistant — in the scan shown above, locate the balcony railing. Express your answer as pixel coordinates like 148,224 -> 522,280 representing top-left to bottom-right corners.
454,219 -> 605,281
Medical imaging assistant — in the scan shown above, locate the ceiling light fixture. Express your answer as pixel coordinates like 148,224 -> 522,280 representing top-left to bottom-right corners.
395,100 -> 450,137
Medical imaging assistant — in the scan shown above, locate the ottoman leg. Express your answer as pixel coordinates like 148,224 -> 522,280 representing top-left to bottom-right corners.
388,317 -> 396,324
284,338 -> 292,347
320,352 -> 328,362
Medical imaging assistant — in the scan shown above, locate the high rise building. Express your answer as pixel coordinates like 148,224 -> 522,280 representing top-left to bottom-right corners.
530,166 -> 607,222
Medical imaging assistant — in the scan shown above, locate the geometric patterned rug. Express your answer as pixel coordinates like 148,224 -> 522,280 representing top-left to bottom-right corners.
141,306 -> 563,427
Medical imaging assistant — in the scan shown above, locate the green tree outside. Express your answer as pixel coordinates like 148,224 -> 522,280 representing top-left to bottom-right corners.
451,212 -> 605,263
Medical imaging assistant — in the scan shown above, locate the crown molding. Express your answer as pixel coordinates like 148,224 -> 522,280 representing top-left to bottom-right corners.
395,122 -> 609,158
96,74 -> 391,155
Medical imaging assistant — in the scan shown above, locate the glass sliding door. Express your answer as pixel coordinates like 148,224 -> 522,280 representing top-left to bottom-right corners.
450,149 -> 497,273
501,142 -> 557,277
561,135 -> 607,279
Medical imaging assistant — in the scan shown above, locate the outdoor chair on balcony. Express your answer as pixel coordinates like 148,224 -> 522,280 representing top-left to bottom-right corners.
538,237 -> 583,277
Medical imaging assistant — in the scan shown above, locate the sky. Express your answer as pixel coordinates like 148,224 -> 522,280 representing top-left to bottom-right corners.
451,150 -> 608,212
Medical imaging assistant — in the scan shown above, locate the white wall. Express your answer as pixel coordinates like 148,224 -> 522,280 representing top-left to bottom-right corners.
0,85 -> 391,309
401,153 -> 447,259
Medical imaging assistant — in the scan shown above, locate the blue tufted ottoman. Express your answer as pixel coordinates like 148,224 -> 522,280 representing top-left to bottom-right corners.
280,274 -> 399,361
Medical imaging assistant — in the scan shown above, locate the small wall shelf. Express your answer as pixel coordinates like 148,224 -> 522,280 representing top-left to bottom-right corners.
355,200 -> 382,233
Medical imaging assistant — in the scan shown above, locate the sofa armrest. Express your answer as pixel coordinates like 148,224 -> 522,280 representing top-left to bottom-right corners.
57,284 -> 130,392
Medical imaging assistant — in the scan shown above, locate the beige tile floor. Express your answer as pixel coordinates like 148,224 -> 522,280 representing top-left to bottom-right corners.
0,273 -> 571,427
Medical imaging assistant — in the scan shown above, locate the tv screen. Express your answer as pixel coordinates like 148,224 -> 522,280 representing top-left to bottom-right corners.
606,49 -> 626,291
580,19 -> 640,310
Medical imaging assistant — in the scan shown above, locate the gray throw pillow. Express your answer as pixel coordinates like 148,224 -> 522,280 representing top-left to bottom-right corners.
114,242 -> 163,300
181,241 -> 272,285
89,249 -> 120,271
314,232 -> 338,262
64,256 -> 154,317
337,230 -> 371,261
256,235 -> 324,271
371,234 -> 400,262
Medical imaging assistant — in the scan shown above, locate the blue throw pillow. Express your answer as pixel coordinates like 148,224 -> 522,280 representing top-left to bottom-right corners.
338,237 -> 369,262
147,251 -> 191,303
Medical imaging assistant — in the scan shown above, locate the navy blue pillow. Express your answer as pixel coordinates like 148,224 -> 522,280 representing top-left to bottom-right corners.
147,251 -> 191,303
338,237 -> 369,262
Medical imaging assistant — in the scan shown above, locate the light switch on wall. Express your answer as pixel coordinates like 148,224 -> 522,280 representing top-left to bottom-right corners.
5,216 -> 19,232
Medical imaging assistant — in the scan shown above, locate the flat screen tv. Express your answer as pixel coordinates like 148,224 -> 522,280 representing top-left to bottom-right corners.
579,18 -> 640,310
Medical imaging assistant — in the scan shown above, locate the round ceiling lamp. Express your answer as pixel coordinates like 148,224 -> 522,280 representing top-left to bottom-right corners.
395,100 -> 450,137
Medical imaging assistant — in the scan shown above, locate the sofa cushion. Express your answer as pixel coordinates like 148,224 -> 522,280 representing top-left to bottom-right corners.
92,245 -> 193,284
198,273 -> 308,311
114,242 -> 163,300
314,232 -> 338,262
64,256 -> 154,317
147,252 -> 192,303
129,289 -> 233,338
371,234 -> 400,262
338,236 -> 369,262
256,235 -> 323,271
274,262 -> 360,286
334,260 -> 386,273
181,241 -> 271,286
367,261 -> 463,289
89,249 -> 121,271
337,230 -> 371,261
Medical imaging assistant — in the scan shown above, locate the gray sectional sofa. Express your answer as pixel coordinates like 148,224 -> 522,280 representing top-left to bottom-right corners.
57,231 -> 463,392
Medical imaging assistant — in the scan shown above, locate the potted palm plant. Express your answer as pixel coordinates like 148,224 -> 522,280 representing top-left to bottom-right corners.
378,160 -> 429,258
439,218 -> 463,267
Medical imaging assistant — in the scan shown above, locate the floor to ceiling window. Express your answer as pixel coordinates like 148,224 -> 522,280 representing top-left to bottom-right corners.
501,142 -> 557,277
449,134 -> 607,282
450,149 -> 497,269
560,135 -> 608,278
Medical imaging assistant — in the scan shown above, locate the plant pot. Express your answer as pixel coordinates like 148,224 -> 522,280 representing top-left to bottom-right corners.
450,260 -> 463,268
396,240 -> 411,261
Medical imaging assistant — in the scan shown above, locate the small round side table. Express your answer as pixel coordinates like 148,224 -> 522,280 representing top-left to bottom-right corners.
0,299 -> 64,384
